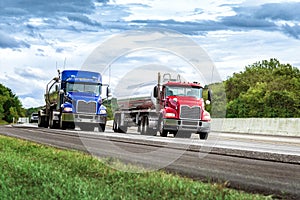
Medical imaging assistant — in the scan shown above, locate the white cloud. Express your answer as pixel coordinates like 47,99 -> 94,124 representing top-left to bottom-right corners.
242,0 -> 299,6
20,97 -> 44,108
197,29 -> 300,79
120,0 -> 239,22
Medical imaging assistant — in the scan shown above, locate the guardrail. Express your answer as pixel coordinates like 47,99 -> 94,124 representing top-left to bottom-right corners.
17,117 -> 29,124
211,118 -> 300,137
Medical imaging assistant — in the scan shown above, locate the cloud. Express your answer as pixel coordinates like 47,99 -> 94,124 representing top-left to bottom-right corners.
282,24 -> 300,39
56,48 -> 64,53
0,72 -> 46,107
0,31 -> 30,49
252,2 -> 300,21
14,67 -> 50,80
127,19 -> 223,35
221,15 -> 275,28
1,0 -> 96,17
218,2 -> 300,38
67,14 -> 102,27
19,96 -> 44,108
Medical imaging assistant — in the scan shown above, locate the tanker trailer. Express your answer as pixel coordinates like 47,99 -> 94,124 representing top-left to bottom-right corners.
112,73 -> 211,139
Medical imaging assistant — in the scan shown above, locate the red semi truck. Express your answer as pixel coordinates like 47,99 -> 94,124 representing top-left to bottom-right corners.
113,73 -> 211,139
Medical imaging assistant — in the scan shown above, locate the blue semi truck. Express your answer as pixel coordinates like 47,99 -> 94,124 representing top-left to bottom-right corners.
38,70 -> 111,131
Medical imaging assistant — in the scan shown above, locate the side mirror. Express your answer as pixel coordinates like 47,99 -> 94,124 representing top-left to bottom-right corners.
208,89 -> 212,102
53,77 -> 59,82
106,87 -> 112,100
153,86 -> 158,98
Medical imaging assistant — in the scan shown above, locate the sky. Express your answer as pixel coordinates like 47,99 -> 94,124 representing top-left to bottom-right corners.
0,0 -> 300,108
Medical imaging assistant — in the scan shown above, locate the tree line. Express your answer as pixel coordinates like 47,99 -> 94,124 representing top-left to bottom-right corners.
0,84 -> 25,123
208,58 -> 300,118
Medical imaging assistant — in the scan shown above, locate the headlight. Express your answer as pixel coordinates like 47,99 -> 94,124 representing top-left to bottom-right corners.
63,107 -> 72,112
202,111 -> 211,121
165,113 -> 175,117
100,109 -> 107,114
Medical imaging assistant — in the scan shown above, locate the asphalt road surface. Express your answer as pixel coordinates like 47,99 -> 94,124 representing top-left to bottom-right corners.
0,125 -> 299,199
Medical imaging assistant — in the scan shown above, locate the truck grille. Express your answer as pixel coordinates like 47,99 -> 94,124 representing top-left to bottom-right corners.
180,105 -> 201,119
77,100 -> 96,114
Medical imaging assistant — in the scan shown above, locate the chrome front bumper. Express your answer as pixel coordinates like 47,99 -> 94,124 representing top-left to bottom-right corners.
163,118 -> 211,133
62,113 -> 107,124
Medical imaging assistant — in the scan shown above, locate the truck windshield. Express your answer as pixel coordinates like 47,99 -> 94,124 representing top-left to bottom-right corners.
166,86 -> 203,98
66,83 -> 101,96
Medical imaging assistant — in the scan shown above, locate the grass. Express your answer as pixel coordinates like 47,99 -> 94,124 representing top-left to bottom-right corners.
0,120 -> 8,125
0,135 -> 272,200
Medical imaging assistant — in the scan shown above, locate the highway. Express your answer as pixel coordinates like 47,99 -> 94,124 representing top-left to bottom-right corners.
0,124 -> 299,199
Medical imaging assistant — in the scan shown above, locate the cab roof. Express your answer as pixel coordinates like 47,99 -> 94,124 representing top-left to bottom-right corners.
61,70 -> 102,83
164,81 -> 203,88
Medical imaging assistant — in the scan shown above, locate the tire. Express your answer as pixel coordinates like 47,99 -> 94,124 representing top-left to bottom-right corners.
198,132 -> 208,140
80,123 -> 95,131
113,115 -> 126,133
113,118 -> 118,132
118,125 -> 128,133
49,111 -> 54,129
175,131 -> 192,138
139,120 -> 144,135
117,116 -> 127,133
144,116 -> 157,136
59,113 -> 66,130
49,110 -> 59,129
69,122 -> 75,129
159,118 -> 168,137
98,123 -> 105,132
140,116 -> 146,135
38,115 -> 46,128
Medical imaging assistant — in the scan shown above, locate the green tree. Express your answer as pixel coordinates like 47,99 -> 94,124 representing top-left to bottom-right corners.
225,58 -> 300,118
0,84 -> 25,123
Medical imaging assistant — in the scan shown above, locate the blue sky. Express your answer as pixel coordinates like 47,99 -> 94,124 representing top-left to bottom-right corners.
0,0 -> 300,108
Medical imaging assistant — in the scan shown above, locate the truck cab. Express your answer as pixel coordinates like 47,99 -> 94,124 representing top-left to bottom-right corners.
38,70 -> 110,131
155,74 -> 211,139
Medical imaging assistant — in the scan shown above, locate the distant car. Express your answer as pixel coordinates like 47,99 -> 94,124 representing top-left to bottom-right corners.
30,113 -> 38,123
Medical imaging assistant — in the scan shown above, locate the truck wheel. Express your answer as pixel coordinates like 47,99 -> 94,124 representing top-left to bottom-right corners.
117,116 -> 127,133
38,117 -> 46,128
80,123 -> 94,131
49,110 -> 59,129
38,115 -> 44,127
140,118 -> 145,135
144,116 -> 157,136
198,132 -> 208,140
98,123 -> 105,132
118,126 -> 127,133
159,118 -> 168,137
140,116 -> 147,135
113,115 -> 126,133
59,114 -> 66,130
175,131 -> 192,138
43,117 -> 49,128
113,118 -> 118,132
69,122 -> 75,129
61,123 -> 67,130
49,111 -> 55,129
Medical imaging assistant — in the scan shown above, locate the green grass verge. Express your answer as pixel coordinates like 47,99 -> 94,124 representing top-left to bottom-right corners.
0,135 -> 272,200
0,120 -> 8,125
